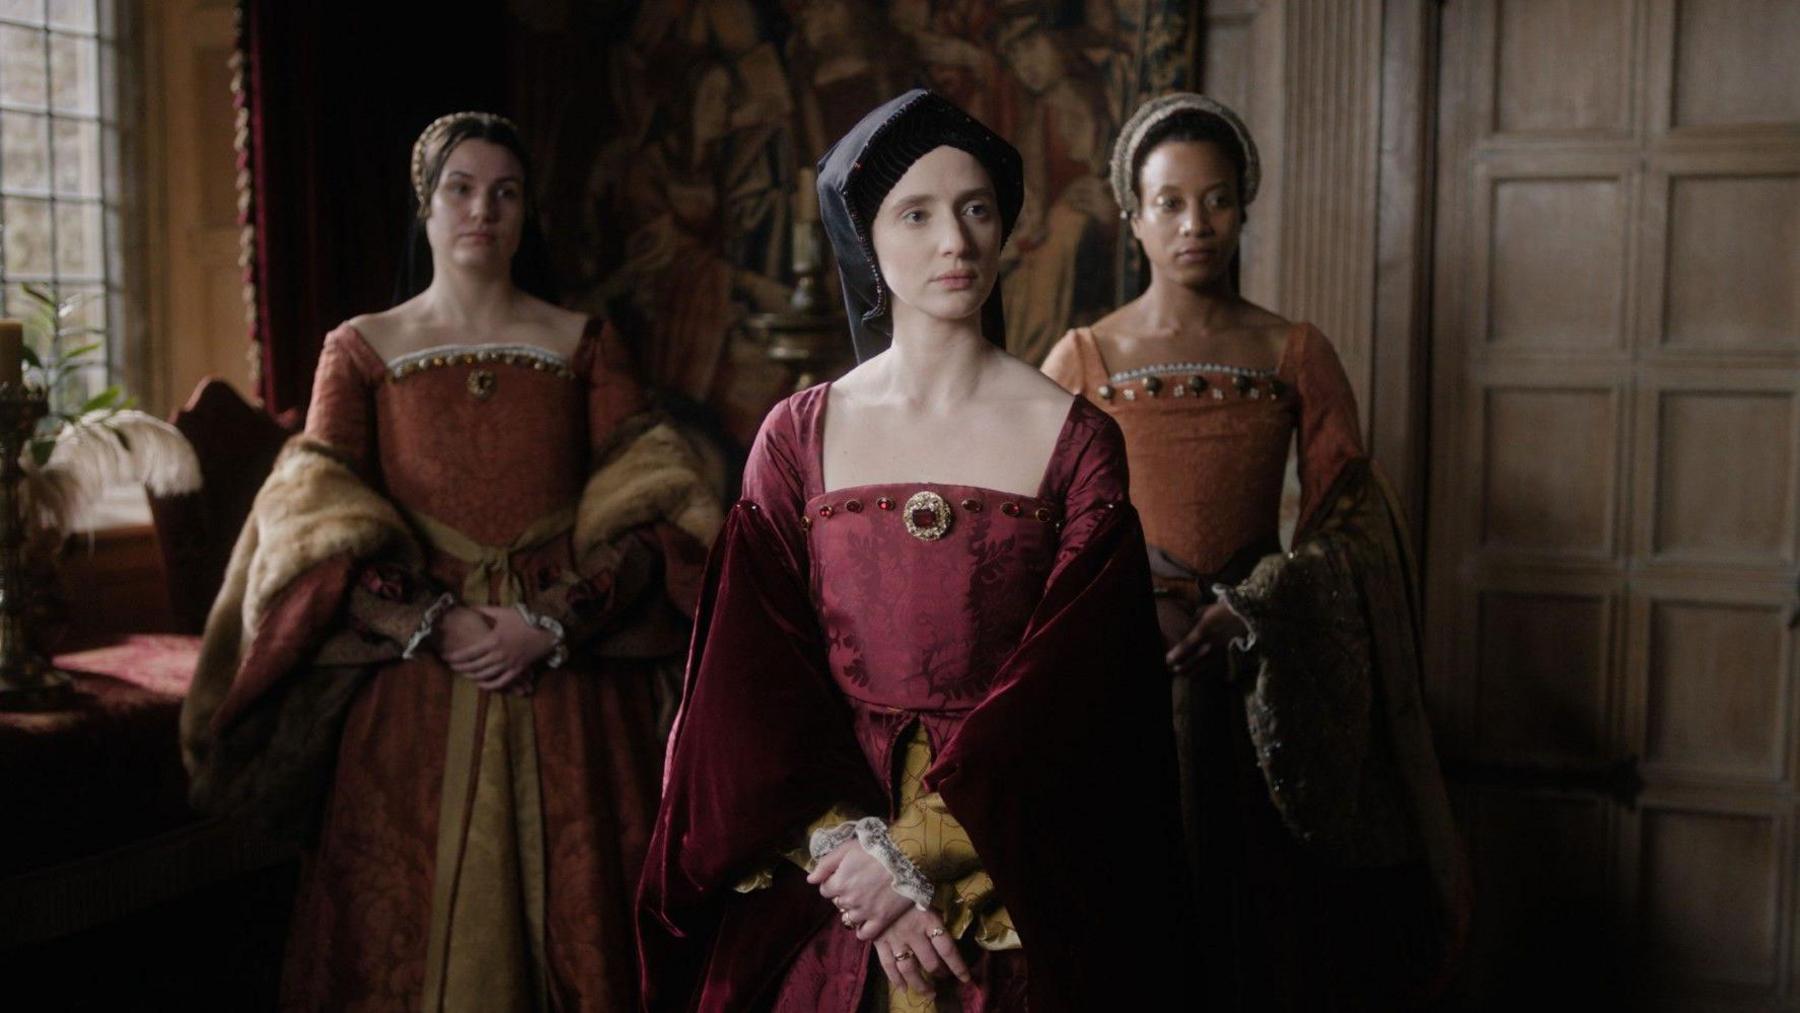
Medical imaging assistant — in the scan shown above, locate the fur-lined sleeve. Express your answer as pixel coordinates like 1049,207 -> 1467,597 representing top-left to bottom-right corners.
521,324 -> 720,649
531,418 -> 723,649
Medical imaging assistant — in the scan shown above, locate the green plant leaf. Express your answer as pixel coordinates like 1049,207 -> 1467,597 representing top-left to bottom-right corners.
79,386 -> 122,413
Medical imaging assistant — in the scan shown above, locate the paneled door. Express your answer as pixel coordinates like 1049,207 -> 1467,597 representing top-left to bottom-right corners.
1428,1 -> 1800,1008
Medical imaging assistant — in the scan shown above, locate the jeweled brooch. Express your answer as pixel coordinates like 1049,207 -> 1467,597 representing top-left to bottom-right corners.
467,369 -> 497,401
901,490 -> 953,542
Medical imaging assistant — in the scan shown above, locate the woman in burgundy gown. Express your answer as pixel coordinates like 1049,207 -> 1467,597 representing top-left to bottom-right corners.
182,112 -> 720,1010
638,91 -> 1186,1012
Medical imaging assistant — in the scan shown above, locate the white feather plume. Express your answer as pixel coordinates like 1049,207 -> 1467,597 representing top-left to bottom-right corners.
23,409 -> 203,535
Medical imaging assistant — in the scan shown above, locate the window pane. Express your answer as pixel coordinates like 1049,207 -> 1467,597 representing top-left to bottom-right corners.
64,360 -> 104,404
48,31 -> 94,115
0,24 -> 49,108
2,282 -> 53,346
0,2 -> 45,24
50,116 -> 97,197
2,111 -> 50,191
53,199 -> 101,277
56,281 -> 104,390
47,0 -> 92,32
2,195 -> 52,275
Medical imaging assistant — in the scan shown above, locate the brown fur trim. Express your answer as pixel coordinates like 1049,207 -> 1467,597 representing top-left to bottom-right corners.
575,422 -> 723,561
181,439 -> 417,773
182,424 -> 721,802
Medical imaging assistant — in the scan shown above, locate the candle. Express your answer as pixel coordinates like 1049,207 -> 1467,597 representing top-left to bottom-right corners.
794,168 -> 819,224
0,320 -> 21,387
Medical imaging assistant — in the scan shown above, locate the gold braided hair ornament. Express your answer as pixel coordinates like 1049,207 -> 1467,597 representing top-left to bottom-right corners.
409,111 -> 520,209
1109,92 -> 1260,219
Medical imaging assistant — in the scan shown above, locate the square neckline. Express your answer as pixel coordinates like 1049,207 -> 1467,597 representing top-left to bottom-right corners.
1080,321 -> 1306,382
811,381 -> 1081,503
341,315 -> 601,372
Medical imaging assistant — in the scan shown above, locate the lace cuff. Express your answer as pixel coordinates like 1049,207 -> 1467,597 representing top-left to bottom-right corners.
1211,581 -> 1260,652
401,592 -> 458,660
809,816 -> 934,910
514,603 -> 569,668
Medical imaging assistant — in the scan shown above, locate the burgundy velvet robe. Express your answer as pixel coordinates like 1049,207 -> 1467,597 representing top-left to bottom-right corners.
638,388 -> 1189,1012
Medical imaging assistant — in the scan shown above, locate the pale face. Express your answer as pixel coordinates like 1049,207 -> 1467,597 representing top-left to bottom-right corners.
869,145 -> 1002,332
423,138 -> 526,275
1129,139 -> 1243,289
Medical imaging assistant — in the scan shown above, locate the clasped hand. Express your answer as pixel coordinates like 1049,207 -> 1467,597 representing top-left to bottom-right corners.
433,605 -> 558,695
1165,599 -> 1249,676
810,841 -> 970,995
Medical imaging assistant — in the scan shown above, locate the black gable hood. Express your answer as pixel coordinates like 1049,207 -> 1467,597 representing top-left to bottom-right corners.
815,89 -> 1024,363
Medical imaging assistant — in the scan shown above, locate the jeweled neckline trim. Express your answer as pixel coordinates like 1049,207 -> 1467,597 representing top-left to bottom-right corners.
384,343 -> 574,381
1107,360 -> 1276,384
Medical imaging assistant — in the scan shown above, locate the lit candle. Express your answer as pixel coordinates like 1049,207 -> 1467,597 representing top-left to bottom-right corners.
0,321 -> 21,388
795,168 -> 819,224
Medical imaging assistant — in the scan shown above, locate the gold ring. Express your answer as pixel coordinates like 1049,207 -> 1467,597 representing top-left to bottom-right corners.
894,949 -> 913,962
841,913 -> 855,927
928,928 -> 946,938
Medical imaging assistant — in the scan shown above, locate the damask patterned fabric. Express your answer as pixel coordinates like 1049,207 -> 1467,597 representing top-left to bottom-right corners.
640,382 -> 1188,1013
272,319 -> 689,1012
1044,322 -> 1363,575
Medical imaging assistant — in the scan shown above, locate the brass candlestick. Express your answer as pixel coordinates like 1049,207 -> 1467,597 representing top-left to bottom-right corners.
747,214 -> 850,392
0,381 -> 73,711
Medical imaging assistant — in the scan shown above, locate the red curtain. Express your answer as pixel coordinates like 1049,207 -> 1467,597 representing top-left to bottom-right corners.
235,2 -> 508,416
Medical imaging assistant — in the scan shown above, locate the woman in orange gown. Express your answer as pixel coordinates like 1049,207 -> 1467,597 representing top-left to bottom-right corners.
1043,93 -> 1466,1010
182,112 -> 719,1011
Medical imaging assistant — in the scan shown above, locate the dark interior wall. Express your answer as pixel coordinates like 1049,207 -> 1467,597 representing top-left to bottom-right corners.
248,1 -> 1196,443
245,0 -> 513,413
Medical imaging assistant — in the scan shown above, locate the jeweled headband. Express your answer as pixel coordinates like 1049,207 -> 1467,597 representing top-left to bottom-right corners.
1109,92 -> 1260,218
410,111 -> 519,207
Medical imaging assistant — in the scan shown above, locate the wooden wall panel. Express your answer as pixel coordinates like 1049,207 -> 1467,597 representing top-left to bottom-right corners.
1639,806 -> 1785,987
1664,174 -> 1800,351
1646,599 -> 1790,780
1652,390 -> 1797,563
1475,590 -> 1615,762
1671,0 -> 1800,130
1495,0 -> 1635,136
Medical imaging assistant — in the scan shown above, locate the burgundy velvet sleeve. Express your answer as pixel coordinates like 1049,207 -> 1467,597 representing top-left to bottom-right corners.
1049,400 -> 1131,565
637,404 -> 883,1012
924,415 -> 1192,1011
1293,324 -> 1366,530
735,396 -> 811,566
